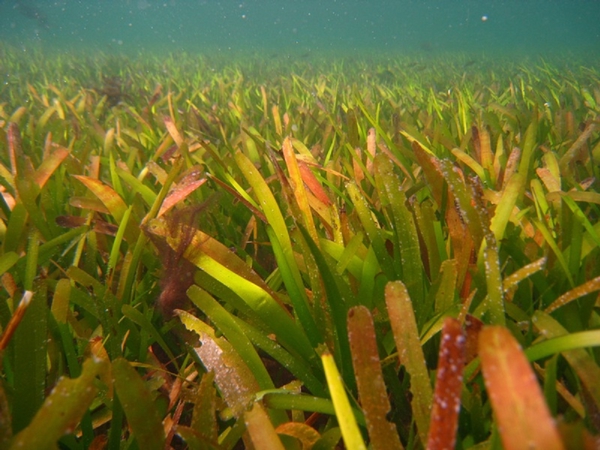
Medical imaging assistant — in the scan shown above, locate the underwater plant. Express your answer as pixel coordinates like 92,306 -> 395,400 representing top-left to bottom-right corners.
0,44 -> 599,449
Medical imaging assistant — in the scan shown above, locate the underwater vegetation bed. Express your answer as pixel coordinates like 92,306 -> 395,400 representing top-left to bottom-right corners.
0,44 -> 600,449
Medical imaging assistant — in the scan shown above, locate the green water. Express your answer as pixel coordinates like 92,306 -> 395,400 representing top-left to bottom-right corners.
1,0 -> 599,57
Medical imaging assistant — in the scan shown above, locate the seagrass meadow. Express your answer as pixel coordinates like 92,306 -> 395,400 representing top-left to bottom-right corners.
0,44 -> 600,449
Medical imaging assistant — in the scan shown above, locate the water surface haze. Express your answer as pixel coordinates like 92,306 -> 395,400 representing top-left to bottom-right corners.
1,0 -> 599,57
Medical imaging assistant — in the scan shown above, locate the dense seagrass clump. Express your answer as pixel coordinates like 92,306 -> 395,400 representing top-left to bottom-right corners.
0,45 -> 599,449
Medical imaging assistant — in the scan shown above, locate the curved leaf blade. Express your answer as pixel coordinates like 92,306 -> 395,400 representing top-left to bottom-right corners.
9,358 -> 105,450
479,326 -> 564,450
112,358 -> 165,450
348,306 -> 403,450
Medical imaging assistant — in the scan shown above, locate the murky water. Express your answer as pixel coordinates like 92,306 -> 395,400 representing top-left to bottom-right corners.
1,0 -> 599,57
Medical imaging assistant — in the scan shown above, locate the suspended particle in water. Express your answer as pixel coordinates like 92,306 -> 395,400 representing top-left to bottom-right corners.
481,15 -> 488,22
